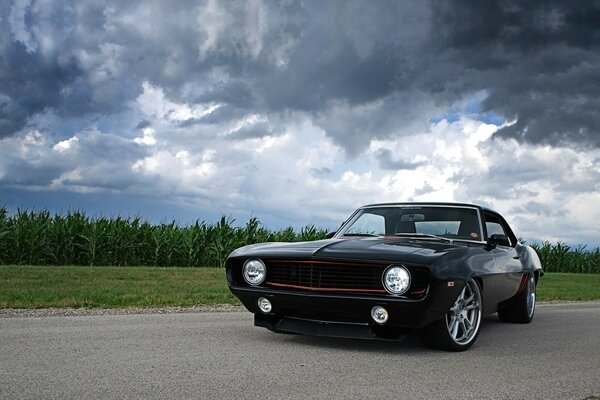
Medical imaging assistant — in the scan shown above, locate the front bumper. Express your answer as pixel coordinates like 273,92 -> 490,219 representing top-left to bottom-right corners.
229,281 -> 463,340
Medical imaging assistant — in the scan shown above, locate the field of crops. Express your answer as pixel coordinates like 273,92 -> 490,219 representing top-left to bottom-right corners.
0,207 -> 598,272
0,208 -> 326,268
530,242 -> 600,274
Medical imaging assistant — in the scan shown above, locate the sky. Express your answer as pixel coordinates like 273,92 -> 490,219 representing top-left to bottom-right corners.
1,0 -> 599,246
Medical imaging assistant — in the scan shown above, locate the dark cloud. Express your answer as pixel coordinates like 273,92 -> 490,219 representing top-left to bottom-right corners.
1,157 -> 65,186
1,0 -> 599,152
414,183 -> 434,197
510,201 -> 567,218
430,1 -> 600,148
135,120 -> 151,129
0,130 -> 148,190
375,149 -> 424,170
310,167 -> 332,176
0,41 -> 83,138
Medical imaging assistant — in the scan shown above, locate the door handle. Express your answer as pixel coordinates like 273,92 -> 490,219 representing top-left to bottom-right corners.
513,255 -> 521,260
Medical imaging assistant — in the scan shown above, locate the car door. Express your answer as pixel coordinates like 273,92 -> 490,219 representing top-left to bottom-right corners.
485,214 -> 523,307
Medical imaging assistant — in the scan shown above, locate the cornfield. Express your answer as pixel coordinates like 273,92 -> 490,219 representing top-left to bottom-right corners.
530,242 -> 600,274
0,207 -> 327,268
0,207 -> 598,272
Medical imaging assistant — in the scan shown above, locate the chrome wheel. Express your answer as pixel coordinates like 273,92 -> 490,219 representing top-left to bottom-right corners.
446,280 -> 482,346
526,274 -> 536,318
418,278 -> 483,351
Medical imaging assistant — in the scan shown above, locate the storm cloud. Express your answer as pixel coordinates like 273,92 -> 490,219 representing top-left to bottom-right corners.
1,0 -> 599,245
3,1 -> 598,148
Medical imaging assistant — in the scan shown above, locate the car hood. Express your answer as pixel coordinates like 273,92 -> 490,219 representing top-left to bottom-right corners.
228,237 -> 479,266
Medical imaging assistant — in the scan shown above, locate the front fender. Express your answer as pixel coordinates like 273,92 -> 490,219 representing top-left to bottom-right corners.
519,244 -> 543,277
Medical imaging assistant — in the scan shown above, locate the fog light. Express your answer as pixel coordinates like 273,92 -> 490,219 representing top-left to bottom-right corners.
258,297 -> 272,313
371,306 -> 389,324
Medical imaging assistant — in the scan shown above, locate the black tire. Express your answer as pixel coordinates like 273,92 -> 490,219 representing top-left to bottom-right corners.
418,279 -> 483,352
497,273 -> 536,324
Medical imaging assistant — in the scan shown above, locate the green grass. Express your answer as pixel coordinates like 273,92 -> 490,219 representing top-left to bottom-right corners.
0,266 -> 238,308
0,267 -> 598,309
536,273 -> 600,301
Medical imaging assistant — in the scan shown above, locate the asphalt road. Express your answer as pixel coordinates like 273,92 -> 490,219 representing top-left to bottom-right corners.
1,302 -> 599,400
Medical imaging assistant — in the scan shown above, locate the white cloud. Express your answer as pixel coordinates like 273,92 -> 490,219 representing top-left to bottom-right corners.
136,82 -> 220,123
2,93 -> 599,245
53,136 -> 79,152
3,0 -> 600,257
134,128 -> 156,146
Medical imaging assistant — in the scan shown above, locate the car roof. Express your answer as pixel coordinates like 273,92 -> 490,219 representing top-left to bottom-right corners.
360,202 -> 501,215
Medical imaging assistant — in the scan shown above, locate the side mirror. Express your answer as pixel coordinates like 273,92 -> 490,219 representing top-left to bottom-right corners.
488,233 -> 510,248
325,231 -> 336,239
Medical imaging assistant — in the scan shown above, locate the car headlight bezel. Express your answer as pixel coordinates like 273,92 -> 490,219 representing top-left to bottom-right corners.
382,265 -> 411,295
242,258 -> 267,286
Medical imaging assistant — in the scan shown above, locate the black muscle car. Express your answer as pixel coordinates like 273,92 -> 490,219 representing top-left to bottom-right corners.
226,203 -> 543,351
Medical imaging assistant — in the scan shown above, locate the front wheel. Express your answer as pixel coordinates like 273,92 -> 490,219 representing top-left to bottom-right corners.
418,279 -> 483,351
498,273 -> 536,323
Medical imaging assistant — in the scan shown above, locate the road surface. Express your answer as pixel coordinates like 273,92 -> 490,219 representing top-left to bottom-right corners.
1,302 -> 599,399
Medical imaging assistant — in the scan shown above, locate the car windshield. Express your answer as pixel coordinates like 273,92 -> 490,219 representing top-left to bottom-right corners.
339,205 -> 482,241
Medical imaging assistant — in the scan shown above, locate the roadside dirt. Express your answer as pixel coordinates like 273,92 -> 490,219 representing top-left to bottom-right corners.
0,304 -> 245,318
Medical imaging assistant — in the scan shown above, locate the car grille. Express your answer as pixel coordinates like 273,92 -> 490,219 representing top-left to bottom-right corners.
264,259 -> 429,298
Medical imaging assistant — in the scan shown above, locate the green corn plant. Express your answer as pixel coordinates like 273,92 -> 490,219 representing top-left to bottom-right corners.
0,205 -> 598,270
299,225 -> 328,241
77,222 -> 101,266
0,206 -> 12,264
12,209 -> 54,265
207,216 -> 239,268
271,226 -> 296,242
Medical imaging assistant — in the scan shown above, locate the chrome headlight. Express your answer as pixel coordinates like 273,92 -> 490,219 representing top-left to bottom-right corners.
383,265 -> 411,295
242,259 -> 266,286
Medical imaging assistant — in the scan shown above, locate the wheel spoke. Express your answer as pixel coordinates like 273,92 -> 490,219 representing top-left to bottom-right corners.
464,314 -> 473,332
451,318 -> 460,338
458,287 -> 467,301
458,321 -> 466,340
464,293 -> 475,304
448,317 -> 457,336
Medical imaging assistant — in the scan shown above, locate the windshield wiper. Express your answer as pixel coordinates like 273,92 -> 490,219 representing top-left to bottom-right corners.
342,233 -> 381,237
394,232 -> 454,243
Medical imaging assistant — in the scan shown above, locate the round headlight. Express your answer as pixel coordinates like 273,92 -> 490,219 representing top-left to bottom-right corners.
383,265 -> 411,295
242,259 -> 266,286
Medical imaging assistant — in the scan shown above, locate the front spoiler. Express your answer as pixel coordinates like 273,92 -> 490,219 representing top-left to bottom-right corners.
230,281 -> 464,339
255,313 -> 410,341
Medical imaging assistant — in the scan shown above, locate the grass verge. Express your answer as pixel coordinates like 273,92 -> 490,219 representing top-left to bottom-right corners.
536,272 -> 600,301
0,266 -> 598,309
0,266 -> 239,308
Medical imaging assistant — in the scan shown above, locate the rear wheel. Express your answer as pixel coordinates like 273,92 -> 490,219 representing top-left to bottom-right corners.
418,279 -> 482,351
498,273 -> 536,323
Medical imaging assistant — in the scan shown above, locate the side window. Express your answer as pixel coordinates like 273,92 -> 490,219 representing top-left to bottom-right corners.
346,213 -> 385,235
484,213 -> 514,246
486,222 -> 506,237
